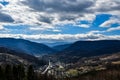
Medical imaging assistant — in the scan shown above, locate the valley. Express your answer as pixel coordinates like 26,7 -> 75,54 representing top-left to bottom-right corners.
0,38 -> 120,80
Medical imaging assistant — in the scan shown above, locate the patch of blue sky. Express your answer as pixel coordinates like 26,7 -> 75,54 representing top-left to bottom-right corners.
104,30 -> 120,35
56,24 -> 90,34
3,25 -> 30,34
78,20 -> 91,24
0,1 -> 9,6
2,14 -> 118,36
111,23 -> 120,27
4,25 -> 29,30
41,14 -> 114,35
92,14 -> 112,27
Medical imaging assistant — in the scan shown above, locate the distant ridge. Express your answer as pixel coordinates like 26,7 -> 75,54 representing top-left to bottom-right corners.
62,40 -> 120,56
0,47 -> 45,66
53,44 -> 71,51
44,42 -> 71,47
0,38 -> 56,56
54,40 -> 120,62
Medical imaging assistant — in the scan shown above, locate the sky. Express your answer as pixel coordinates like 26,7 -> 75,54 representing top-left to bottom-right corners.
0,0 -> 120,43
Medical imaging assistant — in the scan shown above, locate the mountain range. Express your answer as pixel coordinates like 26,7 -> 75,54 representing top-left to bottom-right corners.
52,40 -> 120,62
0,38 -> 56,56
0,38 -> 120,64
52,44 -> 71,51
63,40 -> 120,56
0,47 -> 46,67
44,42 -> 71,47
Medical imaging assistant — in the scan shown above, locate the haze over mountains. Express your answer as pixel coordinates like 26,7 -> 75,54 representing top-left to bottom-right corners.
0,38 -> 56,56
44,42 -> 71,47
52,44 -> 71,51
0,38 -> 120,64
61,40 -> 120,56
0,47 -> 45,67
54,40 -> 120,62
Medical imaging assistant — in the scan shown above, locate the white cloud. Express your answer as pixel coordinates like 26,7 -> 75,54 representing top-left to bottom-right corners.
0,0 -> 9,1
91,0 -> 120,12
75,24 -> 90,28
100,17 -> 120,27
0,32 -> 120,42
107,26 -> 120,32
0,0 -> 120,41
0,3 -> 4,9
0,0 -> 119,28
0,25 -> 4,30
29,27 -> 47,31
0,0 -> 120,28
52,29 -> 61,32
0,0 -> 95,30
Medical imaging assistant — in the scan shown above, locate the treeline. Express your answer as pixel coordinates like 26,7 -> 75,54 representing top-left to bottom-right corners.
67,64 -> 120,80
0,64 -> 120,80
0,65 -> 33,80
0,64 -> 56,80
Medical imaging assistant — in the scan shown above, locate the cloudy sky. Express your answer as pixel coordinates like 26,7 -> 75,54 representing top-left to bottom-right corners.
0,0 -> 120,43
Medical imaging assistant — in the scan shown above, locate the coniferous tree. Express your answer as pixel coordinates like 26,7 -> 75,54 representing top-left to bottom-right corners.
13,65 -> 19,80
17,64 -> 25,80
27,65 -> 35,80
5,65 -> 13,80
0,66 -> 5,80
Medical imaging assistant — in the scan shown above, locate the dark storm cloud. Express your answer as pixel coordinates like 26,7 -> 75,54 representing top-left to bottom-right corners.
97,6 -> 120,12
22,0 -> 94,13
0,12 -> 14,22
96,0 -> 120,12
38,16 -> 53,23
59,15 -> 78,21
